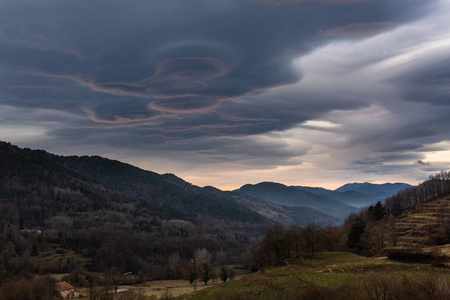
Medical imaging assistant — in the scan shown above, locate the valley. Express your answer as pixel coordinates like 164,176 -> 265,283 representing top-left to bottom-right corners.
0,141 -> 448,299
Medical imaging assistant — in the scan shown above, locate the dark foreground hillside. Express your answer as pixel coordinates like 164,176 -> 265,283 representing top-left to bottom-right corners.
0,141 -> 270,284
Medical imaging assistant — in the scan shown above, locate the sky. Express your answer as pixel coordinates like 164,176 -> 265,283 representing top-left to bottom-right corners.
1,0 -> 450,190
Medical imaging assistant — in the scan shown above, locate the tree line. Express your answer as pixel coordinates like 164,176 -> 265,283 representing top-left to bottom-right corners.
342,171 -> 450,256
385,171 -> 450,216
251,170 -> 450,265
250,223 -> 341,269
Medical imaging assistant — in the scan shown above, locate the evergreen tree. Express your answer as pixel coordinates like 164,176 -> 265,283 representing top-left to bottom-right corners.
347,221 -> 365,254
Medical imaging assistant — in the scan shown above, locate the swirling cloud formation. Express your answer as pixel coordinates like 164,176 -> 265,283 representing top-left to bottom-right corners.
1,0 -> 449,188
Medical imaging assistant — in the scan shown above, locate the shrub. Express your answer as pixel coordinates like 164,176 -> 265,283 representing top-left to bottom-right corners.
360,270 -> 450,300
385,248 -> 448,264
0,275 -> 58,300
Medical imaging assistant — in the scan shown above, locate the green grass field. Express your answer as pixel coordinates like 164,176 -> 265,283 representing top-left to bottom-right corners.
178,252 -> 450,300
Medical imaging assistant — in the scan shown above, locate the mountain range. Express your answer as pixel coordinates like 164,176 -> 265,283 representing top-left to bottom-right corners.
335,182 -> 412,201
1,141 -> 411,227
291,182 -> 411,208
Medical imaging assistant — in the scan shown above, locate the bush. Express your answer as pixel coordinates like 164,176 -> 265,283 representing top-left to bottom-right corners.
0,275 -> 58,300
385,248 -> 448,264
360,270 -> 450,300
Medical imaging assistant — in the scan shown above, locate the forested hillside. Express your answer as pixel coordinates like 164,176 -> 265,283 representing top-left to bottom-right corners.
340,172 -> 450,256
247,171 -> 450,267
34,151 -> 267,224
202,186 -> 341,227
0,141 -> 271,284
37,150 -> 345,227
0,141 -> 129,229
237,182 -> 357,222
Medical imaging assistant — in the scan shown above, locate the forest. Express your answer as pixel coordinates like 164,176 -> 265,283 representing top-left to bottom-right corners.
0,141 -> 268,286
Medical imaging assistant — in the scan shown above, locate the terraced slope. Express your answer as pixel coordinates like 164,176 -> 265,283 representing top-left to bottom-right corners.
395,194 -> 450,247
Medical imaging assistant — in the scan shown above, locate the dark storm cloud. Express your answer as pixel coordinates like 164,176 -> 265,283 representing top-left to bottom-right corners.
46,122 -> 306,168
0,0 -> 436,126
2,0 -> 448,182
341,101 -> 450,177
389,54 -> 450,106
148,97 -> 220,114
347,104 -> 450,156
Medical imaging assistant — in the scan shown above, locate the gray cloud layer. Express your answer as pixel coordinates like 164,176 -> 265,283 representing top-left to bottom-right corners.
1,0 -> 449,187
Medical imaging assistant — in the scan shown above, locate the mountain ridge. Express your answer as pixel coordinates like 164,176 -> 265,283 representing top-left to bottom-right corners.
291,185 -> 378,208
202,186 -> 341,227
1,140 -> 412,227
335,182 -> 412,201
31,149 -> 269,225
236,182 -> 358,222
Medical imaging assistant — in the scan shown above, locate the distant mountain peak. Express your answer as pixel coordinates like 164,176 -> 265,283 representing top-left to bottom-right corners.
236,181 -> 357,224
335,182 -> 411,201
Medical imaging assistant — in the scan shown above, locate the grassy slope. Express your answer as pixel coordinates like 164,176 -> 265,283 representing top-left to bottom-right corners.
179,252 -> 450,300
28,246 -> 91,273
395,194 -> 450,247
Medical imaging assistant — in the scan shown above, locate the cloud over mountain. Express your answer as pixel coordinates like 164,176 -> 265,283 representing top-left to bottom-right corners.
0,0 -> 449,189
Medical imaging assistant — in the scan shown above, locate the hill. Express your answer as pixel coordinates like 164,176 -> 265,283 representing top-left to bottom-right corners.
202,186 -> 341,227
0,141 -> 129,229
33,151 -> 269,225
0,141 -> 271,280
336,182 -> 411,201
292,182 -> 413,208
186,176 -> 450,300
292,186 -> 378,208
180,252 -> 450,299
383,173 -> 450,248
340,172 -> 450,257
394,194 -> 450,247
236,182 -> 357,222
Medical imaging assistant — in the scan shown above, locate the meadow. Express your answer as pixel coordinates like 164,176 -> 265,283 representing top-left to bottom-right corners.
177,252 -> 450,300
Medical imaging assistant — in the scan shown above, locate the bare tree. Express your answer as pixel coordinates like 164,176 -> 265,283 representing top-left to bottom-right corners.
194,248 -> 213,285
302,222 -> 320,257
318,225 -> 340,252
262,224 -> 290,265
288,224 -> 303,257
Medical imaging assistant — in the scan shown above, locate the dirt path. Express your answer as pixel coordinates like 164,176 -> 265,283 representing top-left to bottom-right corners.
55,275 -> 243,298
